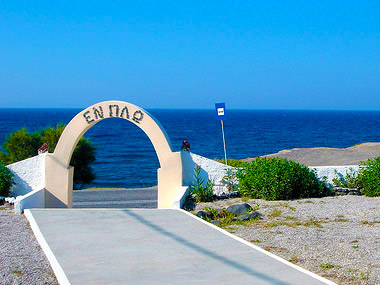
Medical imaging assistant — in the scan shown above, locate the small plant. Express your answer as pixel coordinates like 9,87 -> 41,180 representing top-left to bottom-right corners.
221,168 -> 239,192
334,215 -> 349,222
0,163 -> 13,197
289,256 -> 301,264
332,168 -> 360,188
268,208 -> 282,218
360,270 -> 370,281
358,157 -> 380,197
319,263 -> 338,270
190,165 -> 214,202
12,270 -> 23,276
250,239 -> 261,243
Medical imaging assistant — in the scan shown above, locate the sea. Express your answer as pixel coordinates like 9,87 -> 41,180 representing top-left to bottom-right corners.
1,109 -> 380,189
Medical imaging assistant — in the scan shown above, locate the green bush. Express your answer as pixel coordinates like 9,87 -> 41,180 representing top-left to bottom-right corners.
332,168 -> 360,188
0,124 -> 96,189
236,157 -> 329,200
190,165 -> 214,202
0,163 -> 13,197
214,158 -> 248,168
358,157 -> 380,197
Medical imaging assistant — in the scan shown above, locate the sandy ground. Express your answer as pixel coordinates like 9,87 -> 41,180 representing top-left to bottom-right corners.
243,142 -> 380,166
194,195 -> 380,285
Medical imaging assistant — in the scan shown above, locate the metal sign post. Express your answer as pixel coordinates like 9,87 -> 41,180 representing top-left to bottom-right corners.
215,103 -> 228,166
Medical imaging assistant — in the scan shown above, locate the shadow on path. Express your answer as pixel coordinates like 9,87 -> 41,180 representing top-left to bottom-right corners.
123,210 -> 289,285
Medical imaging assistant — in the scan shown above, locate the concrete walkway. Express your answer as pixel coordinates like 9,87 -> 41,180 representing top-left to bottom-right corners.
73,188 -> 157,208
26,209 -> 333,285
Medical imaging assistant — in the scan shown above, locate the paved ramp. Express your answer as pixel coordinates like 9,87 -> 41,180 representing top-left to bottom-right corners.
26,209 -> 333,285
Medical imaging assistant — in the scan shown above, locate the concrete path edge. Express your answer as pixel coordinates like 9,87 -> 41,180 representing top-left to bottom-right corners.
179,209 -> 337,285
24,209 -> 70,285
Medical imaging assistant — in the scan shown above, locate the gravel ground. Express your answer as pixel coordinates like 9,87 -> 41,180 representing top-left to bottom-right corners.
0,204 -> 58,285
1,196 -> 378,284
194,195 -> 380,285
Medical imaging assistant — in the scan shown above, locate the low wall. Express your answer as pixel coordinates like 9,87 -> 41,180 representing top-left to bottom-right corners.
7,154 -> 46,197
14,188 -> 45,213
184,152 -> 360,194
182,151 -> 234,194
310,165 -> 359,184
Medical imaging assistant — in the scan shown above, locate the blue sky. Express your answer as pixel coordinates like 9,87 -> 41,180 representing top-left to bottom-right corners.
1,1 -> 379,109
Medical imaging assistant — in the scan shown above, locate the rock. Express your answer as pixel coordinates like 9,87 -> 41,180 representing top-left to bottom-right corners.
196,210 -> 213,219
334,187 -> 363,196
183,196 -> 195,211
211,220 -> 221,225
205,211 -> 214,219
219,193 -> 228,200
226,203 -> 253,215
237,212 -> 260,221
196,210 -> 207,219
229,191 -> 240,198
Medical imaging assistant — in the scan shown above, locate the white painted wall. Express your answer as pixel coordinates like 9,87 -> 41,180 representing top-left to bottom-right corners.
310,165 -> 359,184
172,186 -> 190,209
7,154 -> 46,197
14,188 -> 45,213
182,151 -> 235,195
183,152 -> 360,194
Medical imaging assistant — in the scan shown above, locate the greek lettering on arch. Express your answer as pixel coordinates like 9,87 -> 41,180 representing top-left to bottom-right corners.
120,106 -> 130,119
93,106 -> 104,120
132,110 -> 144,124
109,104 -> 119,117
83,110 -> 95,124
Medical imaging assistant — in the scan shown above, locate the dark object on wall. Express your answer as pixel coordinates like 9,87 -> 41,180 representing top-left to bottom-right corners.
38,143 -> 49,154
181,140 -> 191,151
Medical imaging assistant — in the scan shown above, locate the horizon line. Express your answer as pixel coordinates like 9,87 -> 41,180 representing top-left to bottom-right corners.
0,107 -> 380,112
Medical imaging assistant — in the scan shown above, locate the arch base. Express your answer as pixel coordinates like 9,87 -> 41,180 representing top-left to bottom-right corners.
45,155 -> 73,208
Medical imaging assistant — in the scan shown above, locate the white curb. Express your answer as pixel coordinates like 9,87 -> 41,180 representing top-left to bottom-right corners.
24,209 -> 70,285
179,209 -> 337,285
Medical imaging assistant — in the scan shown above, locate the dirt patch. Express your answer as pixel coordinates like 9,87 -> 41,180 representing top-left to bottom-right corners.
243,142 -> 380,166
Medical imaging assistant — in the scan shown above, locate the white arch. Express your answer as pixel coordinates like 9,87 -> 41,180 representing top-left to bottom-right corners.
54,101 -> 174,168
44,101 -> 183,209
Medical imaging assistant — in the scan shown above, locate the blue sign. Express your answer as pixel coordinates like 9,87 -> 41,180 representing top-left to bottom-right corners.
215,102 -> 226,120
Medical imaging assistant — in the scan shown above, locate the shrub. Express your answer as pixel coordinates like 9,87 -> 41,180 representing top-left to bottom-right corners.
214,158 -> 248,168
236,157 -> 329,200
358,157 -> 380,197
190,165 -> 214,202
221,168 -> 239,192
0,125 -> 96,189
0,163 -> 13,197
0,128 -> 40,164
332,168 -> 360,188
